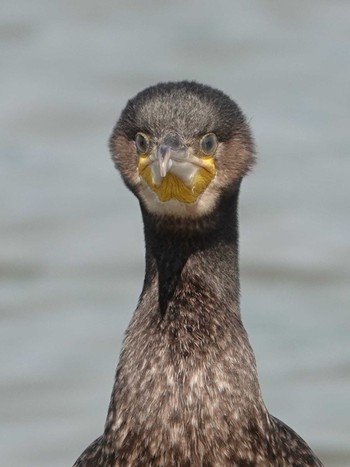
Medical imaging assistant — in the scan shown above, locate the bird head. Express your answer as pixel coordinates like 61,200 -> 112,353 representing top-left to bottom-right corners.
110,81 -> 255,218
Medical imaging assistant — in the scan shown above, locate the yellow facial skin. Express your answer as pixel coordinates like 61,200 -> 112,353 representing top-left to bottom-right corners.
138,154 -> 216,203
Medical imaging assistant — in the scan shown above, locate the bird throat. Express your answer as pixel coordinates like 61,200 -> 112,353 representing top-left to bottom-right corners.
138,156 -> 216,203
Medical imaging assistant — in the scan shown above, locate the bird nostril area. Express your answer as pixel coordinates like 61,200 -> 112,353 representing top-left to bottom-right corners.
159,144 -> 169,158
162,132 -> 183,150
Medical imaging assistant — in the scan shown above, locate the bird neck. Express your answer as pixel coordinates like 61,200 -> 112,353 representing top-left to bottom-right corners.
141,187 -> 241,318
103,184 -> 266,458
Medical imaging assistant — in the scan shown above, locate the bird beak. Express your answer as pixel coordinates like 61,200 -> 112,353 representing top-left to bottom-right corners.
143,132 -> 196,186
156,133 -> 187,178
157,144 -> 174,178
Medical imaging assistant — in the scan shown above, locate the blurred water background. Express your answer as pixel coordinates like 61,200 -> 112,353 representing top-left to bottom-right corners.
1,1 -> 349,465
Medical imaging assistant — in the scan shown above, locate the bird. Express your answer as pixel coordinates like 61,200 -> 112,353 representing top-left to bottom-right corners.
73,81 -> 323,466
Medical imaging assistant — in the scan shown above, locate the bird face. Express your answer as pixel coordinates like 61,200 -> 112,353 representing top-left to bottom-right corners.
110,82 -> 255,218
136,131 -> 217,204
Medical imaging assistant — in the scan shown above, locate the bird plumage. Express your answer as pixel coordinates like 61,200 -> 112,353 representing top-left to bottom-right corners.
74,81 -> 323,466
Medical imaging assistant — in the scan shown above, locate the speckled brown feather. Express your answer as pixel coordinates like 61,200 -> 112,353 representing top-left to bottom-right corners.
73,82 -> 323,467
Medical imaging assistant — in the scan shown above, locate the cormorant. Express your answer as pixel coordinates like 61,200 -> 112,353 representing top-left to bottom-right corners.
74,81 -> 323,466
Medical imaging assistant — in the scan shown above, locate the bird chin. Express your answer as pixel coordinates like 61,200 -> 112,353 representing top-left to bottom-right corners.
138,153 -> 216,201
137,177 -> 220,219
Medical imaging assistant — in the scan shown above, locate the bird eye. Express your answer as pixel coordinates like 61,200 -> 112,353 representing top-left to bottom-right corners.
135,132 -> 150,153
200,133 -> 218,155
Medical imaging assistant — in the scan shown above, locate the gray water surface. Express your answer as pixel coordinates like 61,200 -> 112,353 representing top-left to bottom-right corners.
1,1 -> 349,466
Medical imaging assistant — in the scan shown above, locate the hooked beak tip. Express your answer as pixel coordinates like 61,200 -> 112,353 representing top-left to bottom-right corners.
158,145 -> 173,178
